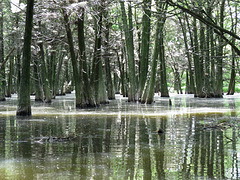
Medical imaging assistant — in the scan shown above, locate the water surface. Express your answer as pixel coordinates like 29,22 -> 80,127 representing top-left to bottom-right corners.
0,93 -> 240,179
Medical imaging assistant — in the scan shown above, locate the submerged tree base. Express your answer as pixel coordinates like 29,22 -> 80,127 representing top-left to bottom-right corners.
0,97 -> 6,101
76,103 -> 99,109
16,106 -> 32,116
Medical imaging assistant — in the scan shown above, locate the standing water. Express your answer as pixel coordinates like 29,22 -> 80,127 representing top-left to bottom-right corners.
0,93 -> 240,179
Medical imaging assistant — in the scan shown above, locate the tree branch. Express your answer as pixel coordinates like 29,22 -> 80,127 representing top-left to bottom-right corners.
0,47 -> 15,71
166,0 -> 240,41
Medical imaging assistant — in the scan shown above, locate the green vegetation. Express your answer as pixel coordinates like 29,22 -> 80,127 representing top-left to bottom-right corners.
0,0 -> 239,115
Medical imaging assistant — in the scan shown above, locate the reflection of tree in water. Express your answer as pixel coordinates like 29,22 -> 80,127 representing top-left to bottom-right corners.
1,113 -> 240,179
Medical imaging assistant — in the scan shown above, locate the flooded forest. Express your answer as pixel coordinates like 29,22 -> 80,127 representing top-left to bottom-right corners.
1,0 -> 240,179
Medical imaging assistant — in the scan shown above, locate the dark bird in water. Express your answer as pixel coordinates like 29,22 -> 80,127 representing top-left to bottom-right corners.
169,99 -> 172,106
157,128 -> 164,134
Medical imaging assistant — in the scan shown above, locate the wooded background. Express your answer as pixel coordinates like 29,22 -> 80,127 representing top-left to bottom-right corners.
0,0 -> 239,115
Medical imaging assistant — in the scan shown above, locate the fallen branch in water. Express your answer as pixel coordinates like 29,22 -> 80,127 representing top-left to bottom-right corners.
202,122 -> 235,130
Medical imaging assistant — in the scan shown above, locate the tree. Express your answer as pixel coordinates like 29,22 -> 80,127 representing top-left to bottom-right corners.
77,4 -> 97,107
120,1 -> 137,102
91,1 -> 108,104
0,0 -> 5,101
16,0 -> 34,116
62,8 -> 83,108
139,0 -> 151,98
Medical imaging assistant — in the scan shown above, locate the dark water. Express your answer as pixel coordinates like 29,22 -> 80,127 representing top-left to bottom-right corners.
0,94 -> 240,179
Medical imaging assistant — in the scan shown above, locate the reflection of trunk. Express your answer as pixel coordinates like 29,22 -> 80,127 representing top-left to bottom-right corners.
181,115 -> 193,176
125,117 -> 136,179
152,117 -> 166,179
139,118 -> 151,179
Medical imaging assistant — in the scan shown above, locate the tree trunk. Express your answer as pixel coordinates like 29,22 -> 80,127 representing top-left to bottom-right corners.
62,8 -> 82,107
227,54 -> 235,95
38,42 -> 52,103
139,0 -> 151,97
159,23 -> 169,97
16,0 -> 34,116
0,1 -> 5,101
91,4 -> 108,105
33,57 -> 44,102
193,17 -> 204,97
215,0 -> 226,98
120,1 -> 137,102
227,3 -> 237,95
142,20 -> 160,104
77,10 -> 96,107
6,56 -> 13,97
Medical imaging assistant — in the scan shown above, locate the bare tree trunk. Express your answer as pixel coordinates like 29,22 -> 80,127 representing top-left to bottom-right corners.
17,0 -> 34,116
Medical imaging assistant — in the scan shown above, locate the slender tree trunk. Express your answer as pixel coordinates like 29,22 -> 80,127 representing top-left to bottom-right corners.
54,50 -> 64,97
227,53 -> 235,95
185,14 -> 196,94
215,0 -> 226,98
193,17 -> 204,97
0,1 -> 5,101
205,21 -> 211,97
141,21 -> 160,104
38,42 -> 52,103
120,1 -> 137,102
91,4 -> 108,104
180,14 -> 195,94
103,8 -> 115,100
33,57 -> 44,101
16,0 -> 34,116
139,0 -> 151,97
6,56 -> 13,97
227,3 -> 237,95
159,23 -> 169,97
62,8 -> 82,108
77,9 -> 96,107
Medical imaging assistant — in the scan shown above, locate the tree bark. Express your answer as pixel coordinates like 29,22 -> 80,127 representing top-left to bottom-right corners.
77,10 -> 96,107
91,3 -> 108,105
16,0 -> 34,116
0,1 -> 5,101
215,0 -> 226,98
193,17 -> 204,97
120,1 -> 137,102
103,5 -> 115,100
178,15 -> 195,94
139,0 -> 151,97
38,42 -> 52,103
62,8 -> 82,107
